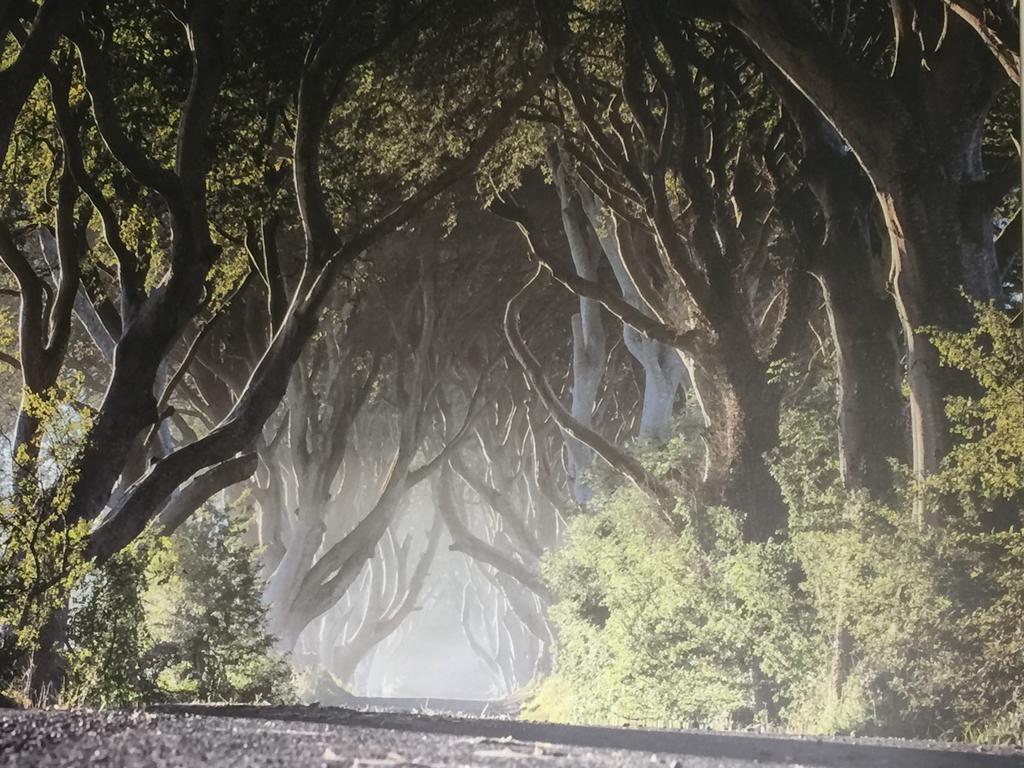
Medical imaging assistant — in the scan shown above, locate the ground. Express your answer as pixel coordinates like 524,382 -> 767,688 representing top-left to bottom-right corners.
0,706 -> 1021,767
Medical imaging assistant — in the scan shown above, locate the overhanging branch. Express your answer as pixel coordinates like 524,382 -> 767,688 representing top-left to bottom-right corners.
503,268 -> 681,526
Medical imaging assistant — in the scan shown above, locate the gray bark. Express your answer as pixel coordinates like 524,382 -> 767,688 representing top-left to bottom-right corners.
707,0 -> 1005,520
577,188 -> 686,443
551,154 -> 607,503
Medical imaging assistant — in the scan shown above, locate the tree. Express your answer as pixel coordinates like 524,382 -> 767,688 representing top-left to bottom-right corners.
1,0 -> 558,698
496,12 -> 800,537
675,0 -> 1019,518
766,69 -> 906,499
147,506 -> 293,703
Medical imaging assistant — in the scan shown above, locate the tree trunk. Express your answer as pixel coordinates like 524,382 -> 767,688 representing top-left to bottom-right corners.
68,334 -> 175,528
552,154 -> 607,503
633,337 -> 685,442
876,165 -> 999,519
567,310 -> 605,503
686,332 -> 785,541
801,164 -> 903,706
767,60 -> 909,500
578,188 -> 686,444
265,508 -> 326,647
27,607 -> 66,705
815,244 -> 905,499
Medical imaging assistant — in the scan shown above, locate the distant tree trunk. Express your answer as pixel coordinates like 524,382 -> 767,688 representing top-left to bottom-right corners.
634,342 -> 685,442
328,515 -> 440,688
253,459 -> 289,574
265,505 -> 327,644
504,269 -> 681,526
576,189 -> 686,444
551,152 -> 607,503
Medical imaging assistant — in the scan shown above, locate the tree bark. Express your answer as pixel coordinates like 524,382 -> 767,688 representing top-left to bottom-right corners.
0,0 -> 84,169
710,0 -> 1005,518
551,152 -> 608,503
576,188 -> 686,443
686,332 -> 785,541
774,73 -> 907,498
814,228 -> 905,498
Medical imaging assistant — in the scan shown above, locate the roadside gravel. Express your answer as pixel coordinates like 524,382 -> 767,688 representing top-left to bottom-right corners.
0,709 -> 802,767
2,707 -> 1021,768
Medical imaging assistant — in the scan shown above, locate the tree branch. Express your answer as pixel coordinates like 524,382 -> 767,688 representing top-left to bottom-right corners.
155,452 -> 259,540
489,195 -> 700,356
504,267 -> 680,525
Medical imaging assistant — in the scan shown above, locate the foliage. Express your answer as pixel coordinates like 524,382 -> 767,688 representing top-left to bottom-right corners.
930,303 -> 1024,504
544,481 -> 814,730
60,506 -> 293,707
0,380 -> 93,683
143,506 -> 293,703
538,305 -> 1023,742
930,303 -> 1024,742
520,675 -> 574,723
64,548 -> 154,707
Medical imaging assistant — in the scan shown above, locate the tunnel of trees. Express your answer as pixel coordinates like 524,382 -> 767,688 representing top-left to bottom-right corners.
0,0 -> 1021,743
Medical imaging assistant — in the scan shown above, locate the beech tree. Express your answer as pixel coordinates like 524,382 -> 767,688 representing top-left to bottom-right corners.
1,0 -> 1019,728
1,0 -> 557,696
495,14 -> 799,538
672,0 -> 1019,517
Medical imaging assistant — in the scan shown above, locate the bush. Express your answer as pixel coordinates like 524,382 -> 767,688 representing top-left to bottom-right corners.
538,304 -> 1023,742
146,507 -> 293,703
520,675 -> 574,722
931,303 -> 1024,506
63,505 -> 293,706
544,482 -> 815,729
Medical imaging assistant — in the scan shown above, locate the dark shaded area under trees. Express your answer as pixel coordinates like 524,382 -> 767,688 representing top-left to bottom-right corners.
0,0 -> 1020,744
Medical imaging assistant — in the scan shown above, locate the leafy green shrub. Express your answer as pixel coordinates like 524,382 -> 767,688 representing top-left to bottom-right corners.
145,507 -> 293,703
63,506 -> 293,706
931,303 -> 1023,506
539,304 -> 1022,742
930,303 -> 1024,742
544,482 -> 815,729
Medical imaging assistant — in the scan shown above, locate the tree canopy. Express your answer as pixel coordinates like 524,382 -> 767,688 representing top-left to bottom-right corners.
0,0 -> 1021,743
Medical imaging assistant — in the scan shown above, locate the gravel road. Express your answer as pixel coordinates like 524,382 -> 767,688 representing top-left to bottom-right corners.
1,706 -> 1020,768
